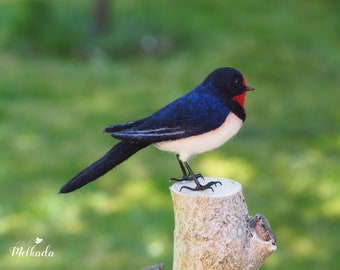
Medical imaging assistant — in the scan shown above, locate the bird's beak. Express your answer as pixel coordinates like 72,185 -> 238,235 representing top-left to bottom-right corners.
245,85 -> 255,91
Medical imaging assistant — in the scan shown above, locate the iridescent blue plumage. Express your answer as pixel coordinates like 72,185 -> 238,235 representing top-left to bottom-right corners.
106,83 -> 231,143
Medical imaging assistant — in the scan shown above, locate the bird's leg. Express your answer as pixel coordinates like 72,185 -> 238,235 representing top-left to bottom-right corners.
170,155 -> 202,182
177,154 -> 187,176
180,161 -> 222,192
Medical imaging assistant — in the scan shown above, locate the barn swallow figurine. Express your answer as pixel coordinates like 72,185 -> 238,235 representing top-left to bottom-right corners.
60,67 -> 254,193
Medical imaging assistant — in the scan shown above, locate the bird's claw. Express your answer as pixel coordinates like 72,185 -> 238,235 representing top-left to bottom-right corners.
180,181 -> 222,192
169,173 -> 203,182
171,155 -> 221,192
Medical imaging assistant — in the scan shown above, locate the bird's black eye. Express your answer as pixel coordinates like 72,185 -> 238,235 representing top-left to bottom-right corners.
233,76 -> 242,85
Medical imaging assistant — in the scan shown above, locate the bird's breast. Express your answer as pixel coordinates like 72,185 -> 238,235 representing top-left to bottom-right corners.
154,112 -> 243,161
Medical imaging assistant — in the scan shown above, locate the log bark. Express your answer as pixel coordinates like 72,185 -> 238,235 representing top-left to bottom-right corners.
170,177 -> 276,270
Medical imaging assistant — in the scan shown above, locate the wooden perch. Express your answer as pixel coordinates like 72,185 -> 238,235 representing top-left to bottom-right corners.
169,177 -> 276,270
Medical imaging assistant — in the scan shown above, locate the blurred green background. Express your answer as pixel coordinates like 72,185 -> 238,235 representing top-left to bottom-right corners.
0,0 -> 339,269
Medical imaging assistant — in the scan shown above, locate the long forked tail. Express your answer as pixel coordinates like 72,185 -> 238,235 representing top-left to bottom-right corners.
59,141 -> 149,193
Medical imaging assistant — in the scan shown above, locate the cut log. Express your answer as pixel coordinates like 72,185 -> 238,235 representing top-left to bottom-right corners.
170,177 -> 276,270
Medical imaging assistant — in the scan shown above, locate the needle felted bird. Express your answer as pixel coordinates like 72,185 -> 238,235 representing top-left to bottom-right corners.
60,67 -> 254,193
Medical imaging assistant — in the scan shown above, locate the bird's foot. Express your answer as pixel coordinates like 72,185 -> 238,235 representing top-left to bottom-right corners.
180,180 -> 222,192
171,157 -> 221,192
169,173 -> 203,182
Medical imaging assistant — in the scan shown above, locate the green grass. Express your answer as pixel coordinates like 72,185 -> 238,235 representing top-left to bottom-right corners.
0,0 -> 339,269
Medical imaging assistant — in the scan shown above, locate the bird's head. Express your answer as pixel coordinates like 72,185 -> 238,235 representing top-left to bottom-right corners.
203,67 -> 254,106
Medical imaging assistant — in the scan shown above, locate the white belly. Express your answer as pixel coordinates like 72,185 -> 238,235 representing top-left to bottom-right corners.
155,113 -> 243,161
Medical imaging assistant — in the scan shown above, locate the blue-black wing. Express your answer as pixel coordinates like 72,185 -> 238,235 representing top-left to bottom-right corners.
105,86 -> 231,143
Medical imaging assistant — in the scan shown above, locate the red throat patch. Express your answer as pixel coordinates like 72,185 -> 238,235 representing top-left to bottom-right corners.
232,92 -> 246,107
232,76 -> 249,107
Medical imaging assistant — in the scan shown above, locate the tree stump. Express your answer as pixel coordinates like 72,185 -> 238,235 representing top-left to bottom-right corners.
170,177 -> 276,270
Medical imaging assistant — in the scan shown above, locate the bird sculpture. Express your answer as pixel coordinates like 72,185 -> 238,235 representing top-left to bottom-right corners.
60,67 -> 254,193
